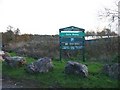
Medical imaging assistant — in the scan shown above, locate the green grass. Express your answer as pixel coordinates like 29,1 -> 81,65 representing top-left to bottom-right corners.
2,52 -> 119,88
9,52 -> 17,56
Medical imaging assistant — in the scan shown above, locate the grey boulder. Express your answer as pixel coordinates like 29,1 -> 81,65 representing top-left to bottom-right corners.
102,63 -> 120,79
26,57 -> 54,73
2,52 -> 11,60
64,61 -> 88,77
4,56 -> 26,67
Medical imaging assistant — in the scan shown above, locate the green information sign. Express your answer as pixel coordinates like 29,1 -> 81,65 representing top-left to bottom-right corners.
59,26 -> 85,62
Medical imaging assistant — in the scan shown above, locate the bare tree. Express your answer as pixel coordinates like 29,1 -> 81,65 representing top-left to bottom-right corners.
86,31 -> 96,36
98,1 -> 120,36
14,28 -> 20,35
7,25 -> 14,31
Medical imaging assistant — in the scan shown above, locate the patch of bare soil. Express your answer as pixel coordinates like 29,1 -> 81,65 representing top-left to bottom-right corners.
2,75 -> 42,89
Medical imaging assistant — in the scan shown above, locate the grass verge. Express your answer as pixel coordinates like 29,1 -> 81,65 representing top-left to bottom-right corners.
2,52 -> 119,88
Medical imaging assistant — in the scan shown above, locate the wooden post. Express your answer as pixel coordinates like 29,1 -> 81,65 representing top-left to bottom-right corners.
59,30 -> 62,61
59,41 -> 61,61
82,30 -> 85,62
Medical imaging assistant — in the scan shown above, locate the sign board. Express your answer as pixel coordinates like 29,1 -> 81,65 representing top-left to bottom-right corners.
59,26 -> 85,61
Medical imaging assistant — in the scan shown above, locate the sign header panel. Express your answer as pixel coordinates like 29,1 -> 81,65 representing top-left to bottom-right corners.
60,32 -> 85,37
59,26 -> 85,31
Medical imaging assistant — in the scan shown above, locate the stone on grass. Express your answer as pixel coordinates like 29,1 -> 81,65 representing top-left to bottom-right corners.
102,63 -> 120,79
26,57 -> 54,73
0,51 -> 4,60
64,61 -> 88,77
2,52 -> 11,60
4,56 -> 26,67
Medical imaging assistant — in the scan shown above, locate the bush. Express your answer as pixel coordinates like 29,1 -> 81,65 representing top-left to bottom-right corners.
3,35 -> 118,63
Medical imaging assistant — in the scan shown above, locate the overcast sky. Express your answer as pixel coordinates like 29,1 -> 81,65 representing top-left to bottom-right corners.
0,0 -> 118,35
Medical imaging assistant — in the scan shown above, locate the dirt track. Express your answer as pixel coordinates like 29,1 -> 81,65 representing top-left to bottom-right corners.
2,76 -> 41,89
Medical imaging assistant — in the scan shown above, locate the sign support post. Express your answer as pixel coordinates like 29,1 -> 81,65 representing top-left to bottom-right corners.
59,31 -> 62,61
82,30 -> 85,62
